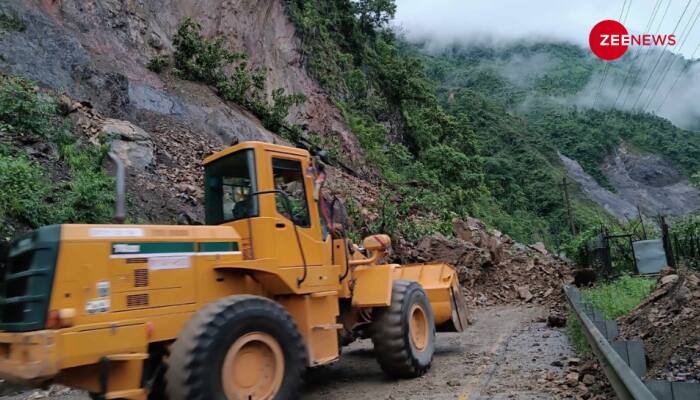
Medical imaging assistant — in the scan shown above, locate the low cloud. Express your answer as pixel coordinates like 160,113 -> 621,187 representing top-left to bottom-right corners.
572,49 -> 700,128
395,0 -> 700,129
395,0 -> 700,58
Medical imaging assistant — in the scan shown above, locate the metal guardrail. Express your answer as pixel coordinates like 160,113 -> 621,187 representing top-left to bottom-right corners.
564,285 -> 657,400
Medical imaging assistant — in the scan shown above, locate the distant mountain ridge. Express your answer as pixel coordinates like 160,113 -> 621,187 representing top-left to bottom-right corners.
407,40 -> 700,220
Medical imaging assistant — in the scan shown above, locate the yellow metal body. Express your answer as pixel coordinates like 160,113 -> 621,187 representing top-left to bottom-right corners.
0,141 -> 467,398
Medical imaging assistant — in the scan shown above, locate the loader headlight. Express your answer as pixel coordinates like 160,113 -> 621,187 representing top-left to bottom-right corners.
46,308 -> 76,329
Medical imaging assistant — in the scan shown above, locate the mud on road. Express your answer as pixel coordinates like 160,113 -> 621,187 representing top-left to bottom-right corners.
2,306 -> 578,400
304,305 -> 575,400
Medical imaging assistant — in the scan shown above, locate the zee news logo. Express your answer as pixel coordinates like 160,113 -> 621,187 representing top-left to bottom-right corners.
589,20 -> 677,60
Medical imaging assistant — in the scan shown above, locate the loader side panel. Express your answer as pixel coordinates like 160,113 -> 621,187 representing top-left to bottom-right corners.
278,293 -> 340,366
351,264 -> 395,307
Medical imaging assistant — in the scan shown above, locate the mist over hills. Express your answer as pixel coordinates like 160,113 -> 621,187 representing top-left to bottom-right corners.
406,40 -> 700,129
401,39 -> 700,224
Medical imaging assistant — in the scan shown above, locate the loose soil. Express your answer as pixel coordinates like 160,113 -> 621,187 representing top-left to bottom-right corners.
618,270 -> 700,383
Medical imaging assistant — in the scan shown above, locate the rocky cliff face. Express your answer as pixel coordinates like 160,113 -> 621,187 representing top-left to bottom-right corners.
601,145 -> 700,217
561,145 -> 700,220
0,0 -> 367,222
1,0 -> 363,158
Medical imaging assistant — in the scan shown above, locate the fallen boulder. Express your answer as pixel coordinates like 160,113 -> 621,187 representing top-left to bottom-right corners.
101,118 -> 154,169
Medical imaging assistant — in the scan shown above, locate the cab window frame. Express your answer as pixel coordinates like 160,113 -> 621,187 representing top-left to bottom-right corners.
204,149 -> 259,225
271,156 -> 312,228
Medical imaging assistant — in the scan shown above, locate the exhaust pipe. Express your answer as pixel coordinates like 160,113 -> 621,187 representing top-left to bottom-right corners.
107,152 -> 126,224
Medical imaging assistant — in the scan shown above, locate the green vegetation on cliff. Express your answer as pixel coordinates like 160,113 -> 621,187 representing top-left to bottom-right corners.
0,75 -> 113,239
286,0 -> 493,240
158,18 -> 306,133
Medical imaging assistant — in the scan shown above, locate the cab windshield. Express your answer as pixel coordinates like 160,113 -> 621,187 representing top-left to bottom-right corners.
204,149 -> 258,224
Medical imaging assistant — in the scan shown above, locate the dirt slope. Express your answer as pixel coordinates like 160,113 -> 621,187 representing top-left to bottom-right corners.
618,270 -> 700,382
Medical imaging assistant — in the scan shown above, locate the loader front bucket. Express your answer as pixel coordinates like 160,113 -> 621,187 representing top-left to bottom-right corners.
394,263 -> 470,332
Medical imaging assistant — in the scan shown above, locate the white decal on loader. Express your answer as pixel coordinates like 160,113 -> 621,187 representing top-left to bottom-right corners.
89,228 -> 144,237
85,299 -> 111,314
113,244 -> 141,254
149,256 -> 191,271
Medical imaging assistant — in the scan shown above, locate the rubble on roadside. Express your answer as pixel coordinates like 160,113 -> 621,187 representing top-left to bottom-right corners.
617,268 -> 700,383
394,217 -> 573,313
67,102 -> 222,224
541,356 -> 614,399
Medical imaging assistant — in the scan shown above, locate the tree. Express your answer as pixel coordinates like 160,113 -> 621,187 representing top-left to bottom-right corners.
354,0 -> 396,33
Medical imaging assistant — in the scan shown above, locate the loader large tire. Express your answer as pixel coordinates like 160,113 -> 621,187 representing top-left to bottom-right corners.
370,280 -> 436,378
165,295 -> 307,400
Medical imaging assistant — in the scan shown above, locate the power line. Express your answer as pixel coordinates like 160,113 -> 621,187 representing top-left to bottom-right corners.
655,41 -> 700,111
620,0 -> 674,107
654,0 -> 675,32
624,0 -> 634,21
620,0 -> 630,20
593,64 -> 610,107
643,1 -> 700,111
648,0 -> 668,32
595,0 -> 632,107
614,0 -> 664,107
630,0 -> 692,110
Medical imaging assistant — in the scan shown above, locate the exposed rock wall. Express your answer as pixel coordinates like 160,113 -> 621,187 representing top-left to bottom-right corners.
1,0 -> 363,164
559,152 -> 638,221
560,145 -> 700,220
601,145 -> 700,217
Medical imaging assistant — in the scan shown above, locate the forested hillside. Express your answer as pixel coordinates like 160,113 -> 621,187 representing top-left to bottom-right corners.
286,1 -> 699,247
414,42 -> 700,188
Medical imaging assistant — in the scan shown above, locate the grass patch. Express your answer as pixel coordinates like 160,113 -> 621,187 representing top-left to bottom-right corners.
566,275 -> 656,352
584,275 -> 656,319
566,312 -> 589,352
0,10 -> 26,33
147,55 -> 169,73
0,74 -> 114,238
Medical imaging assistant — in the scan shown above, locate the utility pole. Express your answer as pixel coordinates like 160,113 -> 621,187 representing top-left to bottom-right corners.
659,215 -> 676,269
636,204 -> 647,240
561,177 -> 577,236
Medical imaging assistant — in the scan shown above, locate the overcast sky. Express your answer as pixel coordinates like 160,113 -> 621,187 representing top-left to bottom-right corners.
395,0 -> 700,59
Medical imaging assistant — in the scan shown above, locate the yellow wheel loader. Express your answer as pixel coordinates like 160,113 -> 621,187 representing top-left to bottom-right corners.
0,141 -> 469,400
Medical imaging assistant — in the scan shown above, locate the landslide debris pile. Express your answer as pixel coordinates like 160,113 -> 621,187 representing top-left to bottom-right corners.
66,97 -> 221,224
618,270 -> 700,383
395,217 -> 573,310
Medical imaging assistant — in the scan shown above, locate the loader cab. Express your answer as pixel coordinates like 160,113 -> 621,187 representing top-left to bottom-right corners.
203,142 -> 336,292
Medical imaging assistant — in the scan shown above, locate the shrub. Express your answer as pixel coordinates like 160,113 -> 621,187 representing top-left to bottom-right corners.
171,17 -> 305,132
173,18 -> 246,84
0,10 -> 26,33
262,89 -> 306,132
147,55 -> 169,73
0,75 -> 114,237
0,75 -> 57,137
0,154 -> 51,228
57,142 -> 114,223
